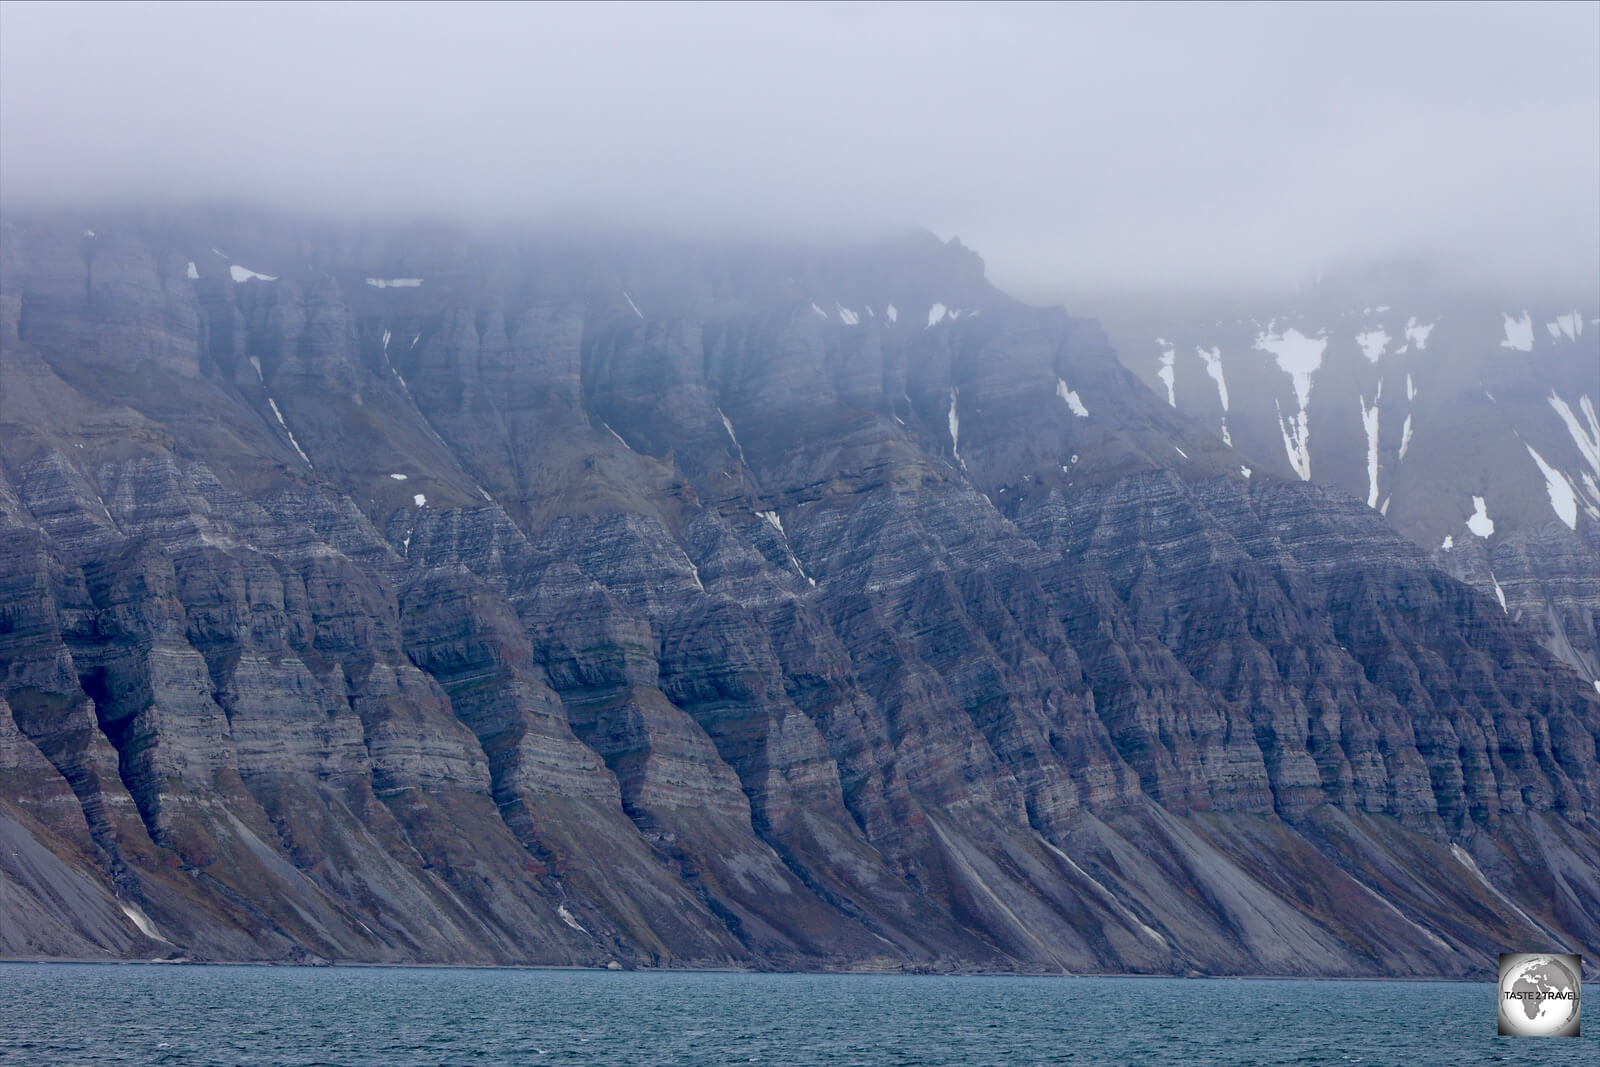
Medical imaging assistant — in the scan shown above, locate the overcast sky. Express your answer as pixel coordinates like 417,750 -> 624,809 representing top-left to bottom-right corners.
2,1 -> 1596,300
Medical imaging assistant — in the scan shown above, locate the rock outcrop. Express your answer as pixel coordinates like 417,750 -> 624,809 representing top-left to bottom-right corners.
2,210 -> 1597,977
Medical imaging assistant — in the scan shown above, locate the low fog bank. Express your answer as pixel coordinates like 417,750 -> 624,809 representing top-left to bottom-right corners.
3,3 -> 1595,301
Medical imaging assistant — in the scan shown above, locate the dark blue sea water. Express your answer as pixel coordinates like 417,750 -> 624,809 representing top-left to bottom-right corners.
0,964 -> 1581,1065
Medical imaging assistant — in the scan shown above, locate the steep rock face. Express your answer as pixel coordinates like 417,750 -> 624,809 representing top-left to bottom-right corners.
2,210 -> 1597,978
1094,283 -> 1600,689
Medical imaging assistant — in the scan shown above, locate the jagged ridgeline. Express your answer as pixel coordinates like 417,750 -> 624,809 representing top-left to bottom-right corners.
2,209 -> 1597,976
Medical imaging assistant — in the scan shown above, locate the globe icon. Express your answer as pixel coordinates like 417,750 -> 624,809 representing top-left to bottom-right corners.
1499,955 -> 1581,1036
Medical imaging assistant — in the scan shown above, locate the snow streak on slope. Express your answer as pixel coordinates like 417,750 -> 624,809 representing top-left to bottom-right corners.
1196,346 -> 1230,445
1255,327 -> 1326,480
1196,347 -> 1229,412
719,409 -> 746,465
1156,340 -> 1176,407
1360,386 -> 1382,508
1055,378 -> 1089,417
1548,392 -> 1600,484
266,398 -> 312,466
1524,443 -> 1579,529
231,264 -> 277,283
948,388 -> 964,469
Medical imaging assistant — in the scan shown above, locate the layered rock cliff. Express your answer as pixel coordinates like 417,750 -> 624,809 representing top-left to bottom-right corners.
1094,278 -> 1600,691
2,209 -> 1597,977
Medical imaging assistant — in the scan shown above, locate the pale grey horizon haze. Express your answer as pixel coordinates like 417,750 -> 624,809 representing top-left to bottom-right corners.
1,0 -> 1596,302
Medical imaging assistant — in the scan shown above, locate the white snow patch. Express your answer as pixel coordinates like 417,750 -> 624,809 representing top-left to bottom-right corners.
1440,535 -> 1454,551
1547,392 -> 1600,481
410,333 -> 421,349
382,328 -> 391,352
1398,413 -> 1414,461
947,387 -> 964,468
1408,316 -> 1446,350
1174,446 -> 1188,459
1055,378 -> 1089,417
1195,346 -> 1229,411
364,277 -> 423,288
266,398 -> 312,466
623,291 -> 643,319
1548,312 -> 1582,341
1355,327 -> 1391,363
1582,470 -> 1600,521
1255,327 -> 1326,481
1466,495 -> 1494,538
1406,373 -> 1416,402
185,261 -> 199,280
927,303 -> 948,328
865,305 -> 875,317
389,473 -> 408,481
1240,465 -> 1252,479
756,509 -> 812,583
230,264 -> 277,283
248,356 -> 262,380
210,247 -> 228,258
82,229 -> 96,238
1499,311 -> 1533,352
413,493 -> 427,508
1157,345 -> 1177,407
885,304 -> 898,323
1375,305 -> 1390,313
1491,573 -> 1508,612
557,904 -> 587,933
719,410 -> 745,462
602,423 -> 629,449
811,302 -> 829,319
1523,443 -> 1578,529
836,305 -> 860,326
1359,390 -> 1381,508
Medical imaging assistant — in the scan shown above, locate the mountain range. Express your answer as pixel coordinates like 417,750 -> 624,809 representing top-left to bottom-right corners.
2,208 -> 1596,977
